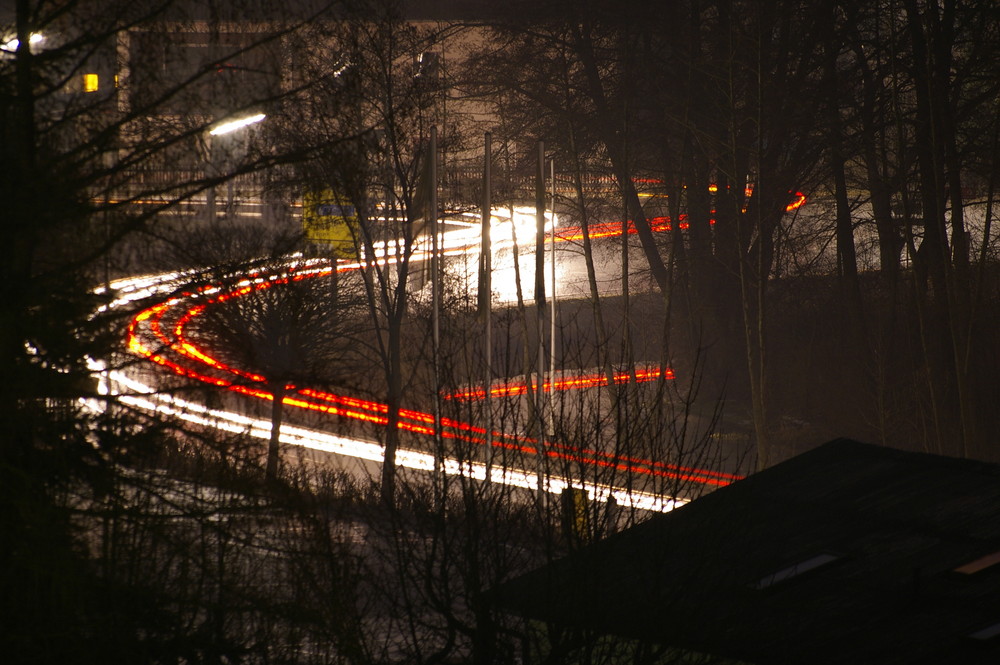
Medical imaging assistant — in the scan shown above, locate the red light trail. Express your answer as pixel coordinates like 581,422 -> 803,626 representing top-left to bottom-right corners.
127,273 -> 739,486
554,192 -> 806,243
444,367 -> 673,401
124,202 -> 794,489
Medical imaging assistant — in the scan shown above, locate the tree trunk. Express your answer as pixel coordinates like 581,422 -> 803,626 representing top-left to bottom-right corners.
266,383 -> 285,480
380,325 -> 401,504
851,3 -> 904,281
570,21 -> 671,294
568,126 -> 619,407
823,20 -> 861,309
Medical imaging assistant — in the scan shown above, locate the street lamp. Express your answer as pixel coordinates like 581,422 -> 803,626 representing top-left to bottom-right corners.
1,32 -> 44,54
209,112 -> 266,136
204,112 -> 266,221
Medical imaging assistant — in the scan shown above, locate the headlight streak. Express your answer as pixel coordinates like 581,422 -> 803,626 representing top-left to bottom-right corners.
125,263 -> 739,489
103,367 -> 684,513
103,205 -> 774,513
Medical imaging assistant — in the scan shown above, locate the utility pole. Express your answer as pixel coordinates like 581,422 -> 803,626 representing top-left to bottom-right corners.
534,140 -> 547,497
480,132 -> 494,481
549,157 -> 557,438
430,127 -> 444,496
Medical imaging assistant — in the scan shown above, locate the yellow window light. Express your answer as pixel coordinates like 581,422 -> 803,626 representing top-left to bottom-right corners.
83,73 -> 99,93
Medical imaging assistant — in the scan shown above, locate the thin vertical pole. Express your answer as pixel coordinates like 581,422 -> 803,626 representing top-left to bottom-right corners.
430,127 -> 443,485
534,140 -> 547,496
548,158 -> 557,437
481,132 -> 493,481
430,127 -> 439,351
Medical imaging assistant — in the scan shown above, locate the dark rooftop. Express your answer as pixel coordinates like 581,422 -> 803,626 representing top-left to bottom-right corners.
493,439 -> 1000,664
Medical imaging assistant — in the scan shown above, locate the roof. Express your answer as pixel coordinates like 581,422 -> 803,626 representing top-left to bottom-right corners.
492,439 -> 1000,664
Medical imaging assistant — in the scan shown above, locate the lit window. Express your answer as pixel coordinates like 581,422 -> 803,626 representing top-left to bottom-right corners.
955,550 -> 1000,575
754,553 -> 841,590
83,73 -> 98,93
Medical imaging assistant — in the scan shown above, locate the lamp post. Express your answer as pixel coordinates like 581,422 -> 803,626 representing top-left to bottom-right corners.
204,112 -> 266,221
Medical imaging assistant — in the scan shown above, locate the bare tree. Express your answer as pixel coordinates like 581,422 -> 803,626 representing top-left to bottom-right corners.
0,0 -> 362,657
277,0 -> 468,503
192,261 -> 368,478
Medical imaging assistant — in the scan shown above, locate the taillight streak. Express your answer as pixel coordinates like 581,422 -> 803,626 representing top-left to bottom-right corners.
125,249 -> 743,488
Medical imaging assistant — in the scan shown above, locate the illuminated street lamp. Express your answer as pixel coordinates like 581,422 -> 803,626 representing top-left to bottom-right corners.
205,112 -> 266,220
209,112 -> 266,136
0,32 -> 44,53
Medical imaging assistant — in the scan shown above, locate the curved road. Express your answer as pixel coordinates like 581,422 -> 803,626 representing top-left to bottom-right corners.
100,202 -> 806,511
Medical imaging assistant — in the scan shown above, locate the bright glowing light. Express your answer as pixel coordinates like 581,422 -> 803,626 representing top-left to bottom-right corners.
119,261 -> 741,490
99,367 -> 689,512
83,73 -> 99,93
493,206 -> 557,245
209,113 -> 266,136
103,225 -> 745,507
2,33 -> 44,53
446,366 -> 673,401
786,192 -> 808,212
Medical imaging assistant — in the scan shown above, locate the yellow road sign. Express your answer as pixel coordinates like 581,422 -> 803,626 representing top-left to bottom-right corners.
302,190 -> 359,259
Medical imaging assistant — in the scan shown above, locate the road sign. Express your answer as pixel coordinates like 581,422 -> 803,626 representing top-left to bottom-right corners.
302,190 -> 359,259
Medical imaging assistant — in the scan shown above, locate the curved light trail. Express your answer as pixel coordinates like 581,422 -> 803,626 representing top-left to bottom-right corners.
553,192 -> 807,243
100,266 -> 695,513
105,200 -> 801,511
444,366 -> 672,401
124,262 -> 739,489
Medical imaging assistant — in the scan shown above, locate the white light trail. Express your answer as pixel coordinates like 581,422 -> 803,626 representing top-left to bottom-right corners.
99,367 -> 684,513
94,253 -> 689,514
